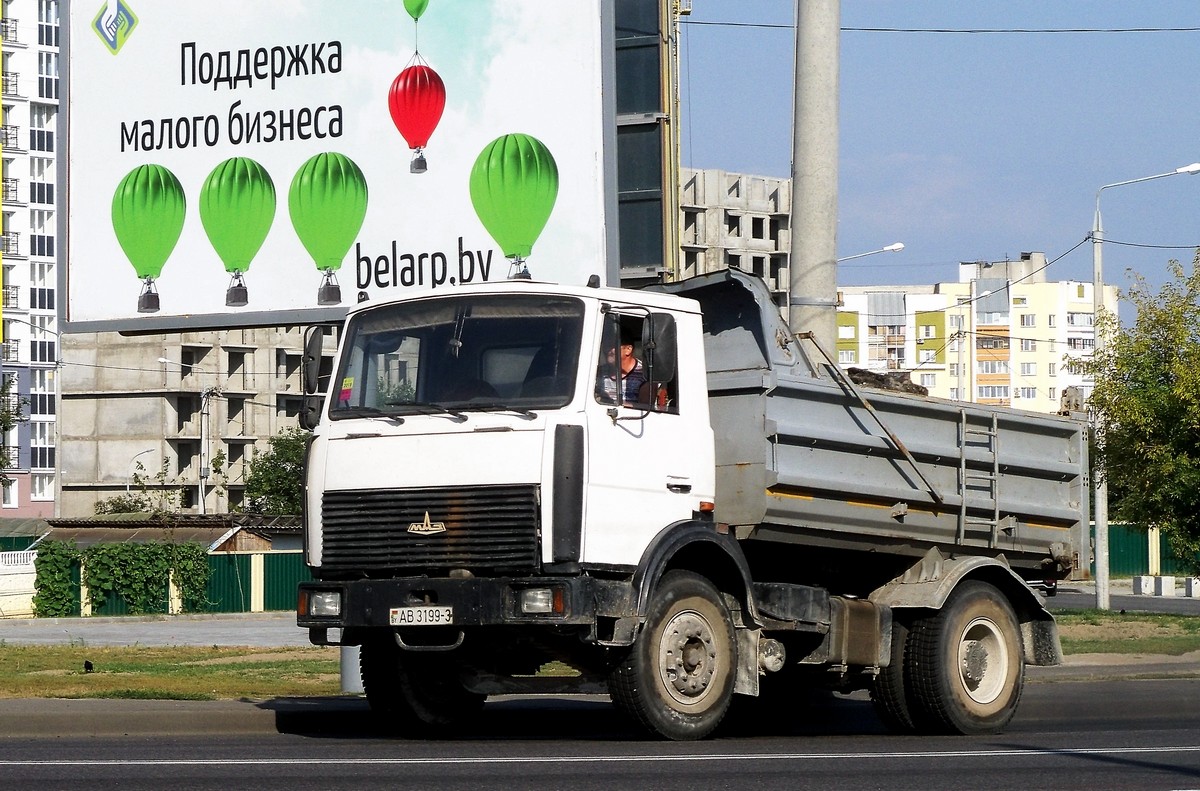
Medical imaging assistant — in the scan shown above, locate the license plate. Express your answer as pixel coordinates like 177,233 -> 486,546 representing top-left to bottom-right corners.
389,605 -> 454,626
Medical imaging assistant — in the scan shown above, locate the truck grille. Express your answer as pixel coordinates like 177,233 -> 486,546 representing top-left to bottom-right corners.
319,484 -> 540,576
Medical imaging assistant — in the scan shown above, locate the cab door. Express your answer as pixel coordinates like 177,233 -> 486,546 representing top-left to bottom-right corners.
581,310 -> 713,566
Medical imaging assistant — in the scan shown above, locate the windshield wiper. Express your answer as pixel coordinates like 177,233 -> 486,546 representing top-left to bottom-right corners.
461,402 -> 537,419
388,401 -> 469,422
333,406 -> 405,423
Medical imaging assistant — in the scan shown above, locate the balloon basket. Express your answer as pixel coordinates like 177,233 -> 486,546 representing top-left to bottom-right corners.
317,271 -> 342,305
410,150 -> 428,174
137,278 -> 160,314
508,258 -> 532,280
226,273 -> 249,307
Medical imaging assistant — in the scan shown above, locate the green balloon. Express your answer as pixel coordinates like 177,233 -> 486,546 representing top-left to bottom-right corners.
404,0 -> 429,21
111,164 -> 186,280
289,152 -> 369,273
469,133 -> 559,260
199,157 -> 276,274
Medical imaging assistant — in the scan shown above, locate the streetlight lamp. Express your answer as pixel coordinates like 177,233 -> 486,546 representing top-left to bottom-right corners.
157,357 -> 217,515
1091,161 -> 1200,609
836,242 -> 905,263
127,448 -> 155,495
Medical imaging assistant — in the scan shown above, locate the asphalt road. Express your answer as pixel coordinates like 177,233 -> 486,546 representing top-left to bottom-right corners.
2,679 -> 1200,790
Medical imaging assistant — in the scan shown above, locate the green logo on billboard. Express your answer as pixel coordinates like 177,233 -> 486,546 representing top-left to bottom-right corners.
92,1 -> 138,55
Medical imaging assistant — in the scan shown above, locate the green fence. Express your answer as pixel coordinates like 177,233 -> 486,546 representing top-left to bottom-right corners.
1094,523 -> 1199,577
206,553 -> 254,613
262,553 -> 312,612
60,551 -> 311,616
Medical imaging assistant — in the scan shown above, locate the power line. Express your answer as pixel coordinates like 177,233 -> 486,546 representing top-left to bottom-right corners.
679,20 -> 1200,34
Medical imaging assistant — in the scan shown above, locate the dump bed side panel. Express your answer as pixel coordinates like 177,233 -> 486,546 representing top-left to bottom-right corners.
657,270 -> 1089,580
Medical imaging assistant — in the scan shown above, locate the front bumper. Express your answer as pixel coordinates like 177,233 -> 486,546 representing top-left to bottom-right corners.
297,575 -> 634,642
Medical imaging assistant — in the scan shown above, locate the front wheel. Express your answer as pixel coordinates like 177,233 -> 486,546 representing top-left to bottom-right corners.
907,580 -> 1024,734
608,570 -> 737,741
360,636 -> 485,734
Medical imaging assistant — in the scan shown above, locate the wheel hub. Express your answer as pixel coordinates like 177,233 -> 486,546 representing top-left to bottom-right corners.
660,610 -> 718,704
961,639 -> 989,683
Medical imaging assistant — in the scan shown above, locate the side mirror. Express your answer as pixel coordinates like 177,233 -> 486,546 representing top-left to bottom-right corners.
303,326 -> 325,396
642,313 -> 677,383
299,394 -> 323,431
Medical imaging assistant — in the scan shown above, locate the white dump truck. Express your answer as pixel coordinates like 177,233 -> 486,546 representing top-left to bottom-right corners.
296,268 -> 1088,740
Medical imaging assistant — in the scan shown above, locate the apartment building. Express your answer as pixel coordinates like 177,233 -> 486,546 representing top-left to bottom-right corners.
1,0 -> 59,516
57,326 -> 335,517
837,254 -> 1119,413
679,168 -> 792,312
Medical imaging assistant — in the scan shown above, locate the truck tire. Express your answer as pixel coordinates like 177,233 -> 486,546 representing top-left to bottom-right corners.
907,581 -> 1024,734
871,617 -> 917,733
360,636 -> 485,733
608,570 -> 736,741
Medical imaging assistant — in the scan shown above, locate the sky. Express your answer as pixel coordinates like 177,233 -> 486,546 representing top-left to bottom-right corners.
678,1 -> 1200,299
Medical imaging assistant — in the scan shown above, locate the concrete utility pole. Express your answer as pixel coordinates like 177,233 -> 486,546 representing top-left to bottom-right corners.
788,0 -> 840,354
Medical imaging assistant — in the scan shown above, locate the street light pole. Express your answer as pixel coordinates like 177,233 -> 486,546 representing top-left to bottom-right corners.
1090,162 -> 1200,610
836,242 -> 905,263
127,448 -> 155,495
157,357 -> 216,515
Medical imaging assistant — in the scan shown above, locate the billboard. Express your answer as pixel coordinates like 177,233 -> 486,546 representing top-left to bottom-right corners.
63,0 -> 617,332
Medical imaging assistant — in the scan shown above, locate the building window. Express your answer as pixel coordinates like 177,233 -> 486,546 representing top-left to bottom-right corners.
1012,297 -> 1027,306
838,324 -> 855,340
919,350 -> 936,363
1020,338 -> 1036,352
1020,362 -> 1036,376
1048,362 -> 1057,377
1048,315 -> 1056,328
949,387 -> 961,400
1019,387 -> 1037,400
949,363 -> 959,377
838,349 -> 856,364
31,472 -> 53,501
949,314 -> 964,329
1,479 -> 15,508
977,385 -> 1010,399
920,373 -> 935,387
38,51 -> 59,100
977,360 -> 1010,374
1067,312 -> 1094,327
1048,387 -> 1057,401
921,324 -> 935,338
1020,314 -> 1035,327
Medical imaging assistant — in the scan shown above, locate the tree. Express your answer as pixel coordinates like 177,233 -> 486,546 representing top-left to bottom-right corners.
0,374 -> 28,488
1083,254 -> 1200,573
94,456 -> 184,516
243,426 -> 310,515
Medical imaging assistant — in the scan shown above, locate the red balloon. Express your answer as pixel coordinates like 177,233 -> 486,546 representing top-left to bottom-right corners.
388,64 -> 446,150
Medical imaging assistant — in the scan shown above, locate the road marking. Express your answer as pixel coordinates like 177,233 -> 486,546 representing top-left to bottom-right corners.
5,744 -> 1200,767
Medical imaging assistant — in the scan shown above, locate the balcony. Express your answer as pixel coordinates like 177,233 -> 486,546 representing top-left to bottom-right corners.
2,177 -> 19,203
0,125 -> 20,149
1,71 -> 17,97
1,232 -> 19,257
2,340 -> 19,362
1,19 -> 20,45
2,285 -> 18,309
0,445 -> 16,470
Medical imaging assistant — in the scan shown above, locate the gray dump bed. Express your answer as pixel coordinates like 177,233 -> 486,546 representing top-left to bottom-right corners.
656,270 -> 1089,582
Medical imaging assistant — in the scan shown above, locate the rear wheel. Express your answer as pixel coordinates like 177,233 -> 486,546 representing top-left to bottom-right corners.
871,616 -> 917,733
360,636 -> 485,733
907,581 -> 1024,734
608,570 -> 737,740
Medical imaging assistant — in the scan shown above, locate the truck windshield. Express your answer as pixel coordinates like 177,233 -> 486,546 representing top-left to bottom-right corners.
330,294 -> 585,418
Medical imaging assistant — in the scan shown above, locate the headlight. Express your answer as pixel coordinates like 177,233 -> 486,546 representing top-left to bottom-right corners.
519,587 -> 564,615
307,590 -> 342,617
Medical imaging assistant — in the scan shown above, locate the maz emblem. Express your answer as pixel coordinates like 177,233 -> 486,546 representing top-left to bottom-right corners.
408,511 -> 447,535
